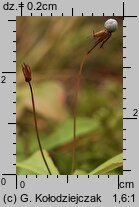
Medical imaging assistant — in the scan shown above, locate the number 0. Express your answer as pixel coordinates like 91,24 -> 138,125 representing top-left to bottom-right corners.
1,178 -> 6,185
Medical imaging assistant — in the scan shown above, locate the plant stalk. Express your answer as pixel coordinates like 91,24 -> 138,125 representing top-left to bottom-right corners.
28,82 -> 52,175
71,37 -> 106,174
72,54 -> 87,174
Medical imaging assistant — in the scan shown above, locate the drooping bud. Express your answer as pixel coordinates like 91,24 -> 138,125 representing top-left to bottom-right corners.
22,63 -> 32,82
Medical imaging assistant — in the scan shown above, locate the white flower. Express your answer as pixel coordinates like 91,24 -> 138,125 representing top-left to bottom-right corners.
104,19 -> 118,32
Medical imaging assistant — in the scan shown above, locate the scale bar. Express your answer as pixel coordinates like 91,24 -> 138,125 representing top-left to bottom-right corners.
123,117 -> 138,120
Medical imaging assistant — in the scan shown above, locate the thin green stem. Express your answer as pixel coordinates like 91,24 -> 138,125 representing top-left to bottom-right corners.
28,82 -> 52,175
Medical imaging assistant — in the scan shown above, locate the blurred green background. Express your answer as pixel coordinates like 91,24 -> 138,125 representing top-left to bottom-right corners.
16,16 -> 123,174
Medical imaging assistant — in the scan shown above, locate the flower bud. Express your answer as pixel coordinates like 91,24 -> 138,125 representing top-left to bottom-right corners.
22,63 -> 32,82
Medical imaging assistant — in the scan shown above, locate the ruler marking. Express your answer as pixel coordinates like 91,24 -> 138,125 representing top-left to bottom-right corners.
123,2 -> 137,19
118,175 -> 120,189
2,72 -> 16,74
67,175 -> 69,183
123,117 -> 138,120
123,2 -> 125,20
123,169 -> 131,172
18,2 -> 24,16
124,15 -> 137,18
8,19 -> 16,22
16,175 -> 18,189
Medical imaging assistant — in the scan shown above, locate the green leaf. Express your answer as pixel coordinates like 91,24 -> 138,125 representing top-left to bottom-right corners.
89,153 -> 123,175
16,150 -> 59,175
46,117 -> 99,150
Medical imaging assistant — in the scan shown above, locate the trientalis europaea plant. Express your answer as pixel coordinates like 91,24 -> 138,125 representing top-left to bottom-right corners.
22,63 -> 52,175
72,19 -> 118,174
